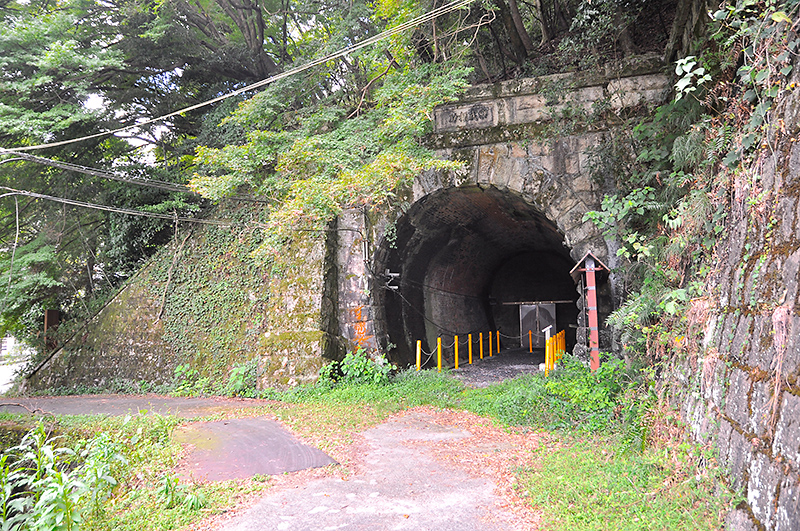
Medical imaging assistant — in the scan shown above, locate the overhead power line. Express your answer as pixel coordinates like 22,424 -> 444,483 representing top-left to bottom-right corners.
0,148 -> 269,202
0,149 -> 190,194
2,0 -> 474,153
0,186 -> 234,226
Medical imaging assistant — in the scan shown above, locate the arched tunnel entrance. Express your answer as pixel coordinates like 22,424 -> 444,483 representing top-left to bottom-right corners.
374,185 -> 578,368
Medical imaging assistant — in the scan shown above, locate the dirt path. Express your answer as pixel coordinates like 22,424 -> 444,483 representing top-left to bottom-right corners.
207,408 -> 543,531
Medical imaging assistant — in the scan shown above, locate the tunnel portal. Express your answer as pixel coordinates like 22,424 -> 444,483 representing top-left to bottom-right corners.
375,185 -> 578,368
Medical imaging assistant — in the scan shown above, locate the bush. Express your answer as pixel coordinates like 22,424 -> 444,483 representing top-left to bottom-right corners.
0,423 -> 126,530
318,348 -> 397,387
463,355 -> 642,434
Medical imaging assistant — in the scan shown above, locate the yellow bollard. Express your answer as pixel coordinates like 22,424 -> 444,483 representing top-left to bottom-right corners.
454,335 -> 459,370
416,340 -> 422,371
545,337 -> 551,377
437,337 -> 442,373
489,331 -> 493,357
479,332 -> 484,359
468,333 -> 473,364
529,330 -> 533,353
496,330 -> 500,353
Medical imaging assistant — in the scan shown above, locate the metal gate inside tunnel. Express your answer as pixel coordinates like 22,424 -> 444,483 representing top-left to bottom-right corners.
519,304 -> 555,349
373,185 -> 579,369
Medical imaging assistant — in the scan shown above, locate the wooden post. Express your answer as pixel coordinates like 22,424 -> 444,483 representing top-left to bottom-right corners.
586,256 -> 601,372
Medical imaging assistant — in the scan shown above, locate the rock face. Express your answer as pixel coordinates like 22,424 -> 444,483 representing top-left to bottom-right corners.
665,73 -> 800,530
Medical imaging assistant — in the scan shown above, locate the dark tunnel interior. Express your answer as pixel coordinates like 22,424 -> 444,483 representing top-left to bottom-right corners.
374,185 -> 579,368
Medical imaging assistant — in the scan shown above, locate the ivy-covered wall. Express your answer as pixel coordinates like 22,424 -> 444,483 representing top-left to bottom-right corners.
24,201 -> 332,391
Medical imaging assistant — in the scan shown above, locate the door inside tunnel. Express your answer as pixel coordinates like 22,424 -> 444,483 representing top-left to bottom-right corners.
373,185 -> 578,368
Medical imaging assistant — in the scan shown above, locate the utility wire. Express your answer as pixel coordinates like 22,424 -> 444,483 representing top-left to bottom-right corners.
0,149 -> 268,203
0,186 -> 234,226
4,0 -> 475,154
0,149 -> 190,194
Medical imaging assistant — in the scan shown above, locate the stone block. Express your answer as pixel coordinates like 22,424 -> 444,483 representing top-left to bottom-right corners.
509,142 -> 527,158
571,172 -> 594,193
749,379 -> 772,438
778,196 -> 798,244
564,154 -> 580,174
775,471 -> 800,531
717,419 -> 734,469
747,451 -> 782,528
781,313 -> 800,376
748,316 -> 775,372
725,368 -> 752,427
506,165 -> 527,195
728,428 -> 752,490
607,74 -> 670,110
773,393 -> 800,467
725,508 -> 758,531
475,147 -> 500,184
435,101 -> 499,132
509,93 -> 549,123
703,358 -> 726,407
731,314 -> 754,360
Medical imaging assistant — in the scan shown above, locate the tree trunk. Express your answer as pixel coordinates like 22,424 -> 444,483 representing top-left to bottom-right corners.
507,0 -> 535,54
615,9 -> 636,56
215,0 -> 280,77
533,0 -> 555,45
494,0 -> 528,64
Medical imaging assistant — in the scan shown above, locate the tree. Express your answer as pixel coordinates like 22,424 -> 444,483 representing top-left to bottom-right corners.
0,0 -> 198,349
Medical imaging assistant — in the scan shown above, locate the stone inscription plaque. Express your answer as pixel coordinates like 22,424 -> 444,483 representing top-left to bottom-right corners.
435,102 -> 496,132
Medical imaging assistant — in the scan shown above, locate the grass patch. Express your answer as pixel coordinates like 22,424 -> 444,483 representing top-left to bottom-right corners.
519,435 -> 730,530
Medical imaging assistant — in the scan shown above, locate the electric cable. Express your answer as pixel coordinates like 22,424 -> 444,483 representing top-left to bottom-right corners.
0,150 -> 190,193
4,0 -> 475,154
0,186 -> 234,226
0,149 -> 268,203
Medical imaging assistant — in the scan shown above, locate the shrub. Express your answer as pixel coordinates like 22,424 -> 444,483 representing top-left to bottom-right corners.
318,348 -> 397,387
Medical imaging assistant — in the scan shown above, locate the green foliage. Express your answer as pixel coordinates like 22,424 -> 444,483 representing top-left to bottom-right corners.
0,423 -> 125,531
674,56 -> 711,101
170,365 -> 212,397
139,202 -> 271,388
156,475 -> 205,511
222,360 -> 260,398
558,0 -> 645,69
462,355 -> 641,433
0,1 -> 123,142
317,348 -> 397,387
582,1 -> 800,364
190,62 -> 471,254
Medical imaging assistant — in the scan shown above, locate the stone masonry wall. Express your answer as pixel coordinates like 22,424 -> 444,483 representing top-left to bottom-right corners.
665,71 -> 800,530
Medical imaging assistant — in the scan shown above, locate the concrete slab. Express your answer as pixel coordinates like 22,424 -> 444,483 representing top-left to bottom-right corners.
174,418 -> 336,481
0,395 -> 337,482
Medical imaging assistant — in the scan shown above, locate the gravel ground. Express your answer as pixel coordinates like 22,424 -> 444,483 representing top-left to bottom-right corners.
451,347 -> 545,387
